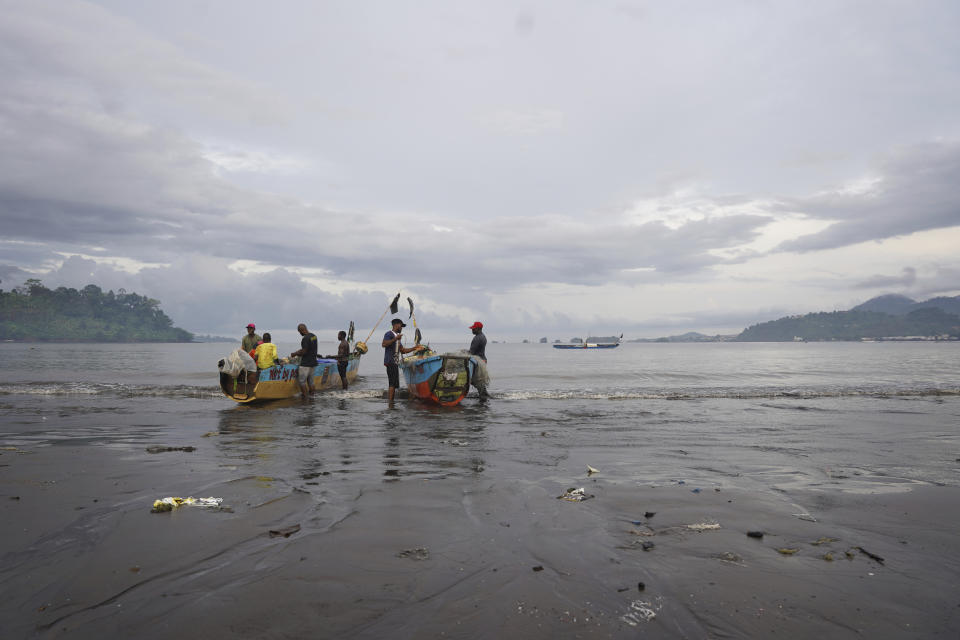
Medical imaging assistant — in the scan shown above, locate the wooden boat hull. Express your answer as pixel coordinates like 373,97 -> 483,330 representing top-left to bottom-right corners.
220,355 -> 360,403
400,354 -> 476,406
553,343 -> 619,349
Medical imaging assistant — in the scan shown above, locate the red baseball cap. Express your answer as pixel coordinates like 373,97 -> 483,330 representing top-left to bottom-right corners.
469,321 -> 483,330
246,323 -> 256,329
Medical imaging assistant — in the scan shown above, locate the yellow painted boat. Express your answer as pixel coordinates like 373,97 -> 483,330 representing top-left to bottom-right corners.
219,354 -> 361,403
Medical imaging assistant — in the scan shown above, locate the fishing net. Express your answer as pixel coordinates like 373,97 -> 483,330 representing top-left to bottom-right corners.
219,349 -> 257,377
449,349 -> 490,387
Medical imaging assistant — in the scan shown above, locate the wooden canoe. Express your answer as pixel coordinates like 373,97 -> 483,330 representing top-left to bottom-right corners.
219,354 -> 360,403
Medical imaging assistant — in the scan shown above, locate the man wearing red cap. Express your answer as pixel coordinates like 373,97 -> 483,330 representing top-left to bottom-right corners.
468,322 -> 486,362
468,321 -> 489,399
241,323 -> 260,353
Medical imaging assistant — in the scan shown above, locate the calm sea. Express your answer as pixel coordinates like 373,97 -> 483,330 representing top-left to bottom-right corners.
1,341 -> 958,492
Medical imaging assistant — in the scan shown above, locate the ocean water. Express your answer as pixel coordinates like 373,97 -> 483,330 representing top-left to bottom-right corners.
1,340 -> 958,492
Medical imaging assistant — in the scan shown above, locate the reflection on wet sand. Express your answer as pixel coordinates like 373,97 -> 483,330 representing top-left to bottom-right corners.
213,398 -> 488,486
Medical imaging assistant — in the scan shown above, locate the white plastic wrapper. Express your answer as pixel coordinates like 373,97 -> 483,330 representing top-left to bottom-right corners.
219,349 -> 257,376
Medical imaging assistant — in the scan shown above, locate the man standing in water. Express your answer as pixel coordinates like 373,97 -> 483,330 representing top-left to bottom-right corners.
468,321 -> 490,399
291,323 -> 319,397
241,323 -> 260,353
382,318 -> 423,404
336,330 -> 350,390
468,322 -> 486,362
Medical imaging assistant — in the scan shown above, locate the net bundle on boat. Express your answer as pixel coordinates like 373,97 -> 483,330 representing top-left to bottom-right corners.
219,349 -> 257,377
448,349 -> 490,387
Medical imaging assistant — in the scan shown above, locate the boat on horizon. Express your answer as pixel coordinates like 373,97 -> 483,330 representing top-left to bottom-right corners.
553,334 -> 622,349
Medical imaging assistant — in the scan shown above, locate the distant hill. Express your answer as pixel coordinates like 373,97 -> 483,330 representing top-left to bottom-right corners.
0,279 -> 193,342
852,293 -> 960,316
192,334 -> 236,343
850,294 -> 916,315
736,304 -> 960,342
630,331 -> 736,343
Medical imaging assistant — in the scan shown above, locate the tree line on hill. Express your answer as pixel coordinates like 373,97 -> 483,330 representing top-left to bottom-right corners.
735,294 -> 960,342
0,279 -> 193,342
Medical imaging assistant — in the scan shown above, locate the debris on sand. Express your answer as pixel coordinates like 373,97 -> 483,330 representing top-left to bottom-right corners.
397,547 -> 430,561
686,522 -> 721,532
716,551 -> 744,565
777,547 -> 800,555
746,530 -> 764,539
151,496 -> 223,513
558,487 -> 594,502
145,446 -> 196,454
810,536 -> 839,546
587,465 -> 600,475
621,598 -> 660,626
269,524 -> 301,538
854,546 -> 885,564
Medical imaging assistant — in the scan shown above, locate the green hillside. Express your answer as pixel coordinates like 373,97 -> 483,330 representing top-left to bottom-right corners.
0,279 -> 193,342
736,307 -> 960,342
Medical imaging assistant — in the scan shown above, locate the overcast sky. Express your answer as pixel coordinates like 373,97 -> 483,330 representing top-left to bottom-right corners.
2,0 -> 959,341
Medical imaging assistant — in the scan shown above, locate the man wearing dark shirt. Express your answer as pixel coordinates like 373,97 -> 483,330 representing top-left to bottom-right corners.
382,318 -> 423,404
469,321 -> 489,399
337,330 -> 350,390
469,321 -> 487,362
291,323 -> 319,397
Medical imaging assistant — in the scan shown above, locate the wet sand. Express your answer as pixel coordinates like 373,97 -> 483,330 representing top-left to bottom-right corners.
2,441 -> 959,639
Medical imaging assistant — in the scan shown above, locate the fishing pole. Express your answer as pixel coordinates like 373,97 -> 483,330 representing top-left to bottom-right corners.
355,292 -> 401,354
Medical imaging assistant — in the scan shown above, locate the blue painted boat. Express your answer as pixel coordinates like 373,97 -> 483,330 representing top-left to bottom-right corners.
400,351 -> 476,406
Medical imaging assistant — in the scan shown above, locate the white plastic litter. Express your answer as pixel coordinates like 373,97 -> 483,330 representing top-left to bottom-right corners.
151,496 -> 224,512
219,349 -> 257,377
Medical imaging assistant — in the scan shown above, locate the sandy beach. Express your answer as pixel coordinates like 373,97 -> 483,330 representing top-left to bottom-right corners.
3,439 -> 959,639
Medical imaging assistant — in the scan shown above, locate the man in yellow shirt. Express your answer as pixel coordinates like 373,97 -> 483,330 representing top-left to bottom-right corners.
253,332 -> 279,369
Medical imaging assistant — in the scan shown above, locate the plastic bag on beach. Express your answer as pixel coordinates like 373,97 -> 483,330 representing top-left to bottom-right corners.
220,349 -> 257,377
151,496 -> 223,513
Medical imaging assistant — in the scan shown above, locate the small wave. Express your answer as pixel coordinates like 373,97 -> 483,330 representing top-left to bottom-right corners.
1,382 -> 957,402
0,382 -> 223,399
496,386 -> 960,401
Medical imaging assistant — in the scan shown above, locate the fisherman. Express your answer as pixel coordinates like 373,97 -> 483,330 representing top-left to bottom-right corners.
253,332 -> 279,369
468,321 -> 487,362
468,321 -> 490,399
382,317 -> 424,404
241,323 -> 260,353
290,323 -> 319,397
336,330 -> 350,390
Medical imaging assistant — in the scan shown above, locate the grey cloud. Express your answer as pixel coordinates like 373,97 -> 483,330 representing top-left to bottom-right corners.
776,141 -> 960,253
2,2 -> 959,339
854,267 -> 917,290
